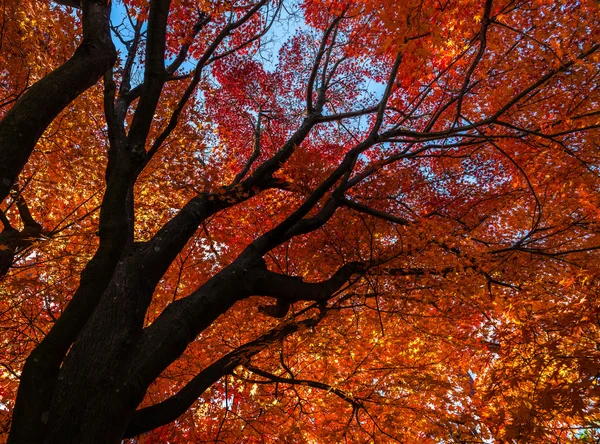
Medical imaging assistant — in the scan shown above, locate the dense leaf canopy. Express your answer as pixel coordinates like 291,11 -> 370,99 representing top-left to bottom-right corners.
0,0 -> 599,442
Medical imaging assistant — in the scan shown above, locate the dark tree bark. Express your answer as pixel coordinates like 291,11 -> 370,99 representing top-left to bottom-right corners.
4,1 -> 304,442
3,4 -> 116,441
0,0 -> 116,205
0,3 -> 453,440
3,0 -> 589,441
0,193 -> 43,277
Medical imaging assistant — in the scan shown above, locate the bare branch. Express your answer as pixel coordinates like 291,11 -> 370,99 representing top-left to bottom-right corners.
245,364 -> 363,409
307,15 -> 344,114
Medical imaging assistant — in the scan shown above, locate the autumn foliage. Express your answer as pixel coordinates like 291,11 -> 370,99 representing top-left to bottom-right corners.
0,0 -> 599,441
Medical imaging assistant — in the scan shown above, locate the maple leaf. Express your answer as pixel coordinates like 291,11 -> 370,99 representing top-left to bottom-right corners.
0,0 -> 599,442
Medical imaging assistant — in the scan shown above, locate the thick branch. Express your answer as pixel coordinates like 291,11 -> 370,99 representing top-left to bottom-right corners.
124,319 -> 318,437
0,194 -> 43,278
126,0 -> 171,153
339,198 -> 410,226
129,235 -> 362,398
128,251 -> 264,395
252,262 -> 364,316
0,0 -> 116,205
7,5 -> 117,442
145,0 -> 269,162
372,52 -> 403,134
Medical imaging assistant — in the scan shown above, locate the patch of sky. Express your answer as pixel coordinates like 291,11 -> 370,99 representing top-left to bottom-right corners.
105,0 -> 400,183
110,0 -> 144,63
107,0 -> 389,116
250,0 -> 306,72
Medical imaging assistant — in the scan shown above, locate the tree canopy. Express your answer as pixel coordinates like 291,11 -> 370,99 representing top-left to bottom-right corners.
0,0 -> 599,442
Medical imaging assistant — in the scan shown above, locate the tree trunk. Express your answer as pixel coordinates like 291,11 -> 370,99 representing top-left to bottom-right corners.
40,251 -> 257,442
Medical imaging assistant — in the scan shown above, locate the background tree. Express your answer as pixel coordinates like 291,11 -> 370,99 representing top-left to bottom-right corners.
0,0 -> 599,442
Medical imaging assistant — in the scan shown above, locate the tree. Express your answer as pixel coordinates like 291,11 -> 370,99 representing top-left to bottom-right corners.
0,0 -> 599,441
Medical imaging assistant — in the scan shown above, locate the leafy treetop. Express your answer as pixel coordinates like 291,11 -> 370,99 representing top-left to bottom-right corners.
0,0 -> 599,442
